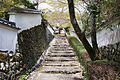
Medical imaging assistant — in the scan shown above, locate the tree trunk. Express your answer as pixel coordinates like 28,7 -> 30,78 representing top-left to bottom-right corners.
91,13 -> 100,59
67,0 -> 95,60
78,33 -> 96,60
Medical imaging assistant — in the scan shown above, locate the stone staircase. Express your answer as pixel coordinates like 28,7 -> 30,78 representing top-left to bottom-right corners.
27,36 -> 84,80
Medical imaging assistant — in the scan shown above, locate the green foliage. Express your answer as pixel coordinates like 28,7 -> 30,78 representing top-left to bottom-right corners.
19,75 -> 27,80
65,27 -> 70,35
46,10 -> 72,28
0,0 -> 36,18
19,69 -> 31,80
20,0 -> 36,9
42,0 -> 74,29
87,2 -> 100,15
69,36 -> 87,53
68,36 -> 119,79
66,31 -> 70,35
79,0 -> 120,32
68,36 -> 87,63
41,10 -> 47,19
0,0 -> 20,18
87,59 -> 108,64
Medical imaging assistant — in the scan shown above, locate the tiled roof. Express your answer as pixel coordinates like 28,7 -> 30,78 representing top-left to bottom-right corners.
0,19 -> 20,30
7,7 -> 42,14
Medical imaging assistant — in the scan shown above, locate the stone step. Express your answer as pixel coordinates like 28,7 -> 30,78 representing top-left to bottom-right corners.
46,57 -> 77,61
52,48 -> 73,50
54,43 -> 69,45
44,61 -> 80,66
55,39 -> 66,41
51,48 -> 74,51
52,47 -> 71,48
50,50 -> 74,53
52,44 -> 70,47
40,66 -> 81,74
55,38 -> 66,39
47,53 -> 76,57
51,45 -> 70,47
54,39 -> 68,41
50,51 -> 74,53
55,40 -> 68,42
26,36 -> 84,80
28,73 -> 83,80
53,47 -> 73,49
55,36 -> 66,38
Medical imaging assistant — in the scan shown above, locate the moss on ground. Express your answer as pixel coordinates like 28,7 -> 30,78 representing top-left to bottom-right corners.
68,36 -> 88,64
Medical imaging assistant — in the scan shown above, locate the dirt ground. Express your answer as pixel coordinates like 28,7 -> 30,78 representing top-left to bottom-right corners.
82,53 -> 119,80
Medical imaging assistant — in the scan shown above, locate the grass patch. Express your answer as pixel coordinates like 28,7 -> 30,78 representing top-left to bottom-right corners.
87,59 -> 108,64
68,36 -> 87,63
68,36 -> 87,53
66,31 -> 70,35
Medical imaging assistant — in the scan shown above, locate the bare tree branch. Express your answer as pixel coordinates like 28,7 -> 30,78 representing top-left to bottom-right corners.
57,0 -> 67,4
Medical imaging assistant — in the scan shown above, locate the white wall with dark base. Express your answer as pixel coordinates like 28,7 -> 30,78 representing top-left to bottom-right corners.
0,24 -> 18,52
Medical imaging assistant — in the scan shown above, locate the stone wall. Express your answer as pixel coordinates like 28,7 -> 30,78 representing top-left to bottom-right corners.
0,52 -> 23,80
18,20 -> 53,70
100,42 -> 120,63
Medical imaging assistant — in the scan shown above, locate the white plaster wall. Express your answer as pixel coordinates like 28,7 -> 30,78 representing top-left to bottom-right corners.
9,12 -> 16,23
87,24 -> 120,47
69,21 -> 120,47
0,24 -> 18,52
9,14 -> 16,22
15,13 -> 42,31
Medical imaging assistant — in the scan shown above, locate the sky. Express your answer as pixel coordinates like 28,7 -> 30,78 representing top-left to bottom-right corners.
29,0 -> 54,10
38,3 -> 53,10
28,0 -> 86,13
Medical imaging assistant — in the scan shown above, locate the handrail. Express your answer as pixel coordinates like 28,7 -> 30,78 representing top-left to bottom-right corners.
49,24 -> 55,32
